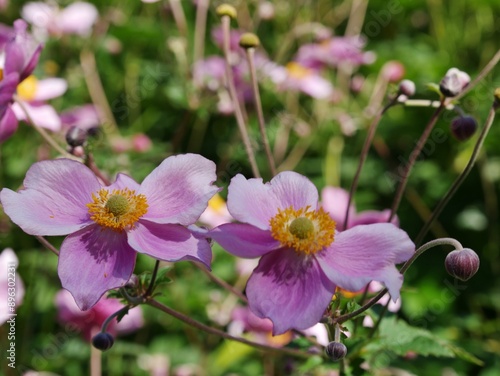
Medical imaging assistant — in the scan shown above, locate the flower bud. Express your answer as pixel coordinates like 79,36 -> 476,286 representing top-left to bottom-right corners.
439,68 -> 470,97
399,79 -> 416,97
92,332 -> 115,351
325,341 -> 347,361
445,248 -> 480,281
239,33 -> 260,49
450,115 -> 477,141
216,4 -> 237,19
65,126 -> 87,147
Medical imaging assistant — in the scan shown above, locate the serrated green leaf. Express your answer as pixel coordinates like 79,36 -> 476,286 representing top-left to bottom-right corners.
446,342 -> 484,366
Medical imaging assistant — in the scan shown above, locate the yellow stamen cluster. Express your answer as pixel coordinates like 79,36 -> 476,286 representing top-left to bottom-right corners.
17,75 -> 38,101
87,188 -> 148,231
285,62 -> 312,79
269,205 -> 336,255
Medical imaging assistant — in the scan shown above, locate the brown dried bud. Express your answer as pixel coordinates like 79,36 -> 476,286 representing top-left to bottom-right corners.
445,248 -> 480,281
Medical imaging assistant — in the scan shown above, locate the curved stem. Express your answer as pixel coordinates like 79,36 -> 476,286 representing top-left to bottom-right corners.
13,96 -> 74,158
415,100 -> 498,246
334,237 -> 463,324
85,153 -> 111,186
100,304 -> 133,332
344,97 -> 398,229
35,236 -> 59,256
147,298 -> 318,358
221,15 -> 260,178
388,102 -> 445,222
246,47 -> 277,176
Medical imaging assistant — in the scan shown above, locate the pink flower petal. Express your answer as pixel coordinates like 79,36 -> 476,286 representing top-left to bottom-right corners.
58,225 -> 136,310
246,249 -> 335,335
210,223 -> 280,258
139,154 -> 218,226
321,187 -> 355,231
0,106 -> 19,143
128,221 -> 212,268
21,2 -> 55,29
227,171 -> 318,230
317,223 -> 414,301
0,248 -> 25,324
351,209 -> 399,227
110,173 -> 141,191
57,2 -> 98,36
0,159 -> 100,236
33,78 -> 67,101
12,101 -> 62,132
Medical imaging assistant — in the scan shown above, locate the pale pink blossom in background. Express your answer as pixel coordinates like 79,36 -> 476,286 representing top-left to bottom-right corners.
198,194 -> 232,228
22,1 -> 98,39
0,249 -> 24,325
56,289 -> 143,341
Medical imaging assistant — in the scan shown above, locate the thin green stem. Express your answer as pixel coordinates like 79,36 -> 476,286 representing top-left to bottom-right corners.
13,96 -> 74,158
415,100 -> 498,246
388,102 -> 445,222
221,15 -> 260,178
193,0 -> 209,64
344,97 -> 398,229
145,260 -> 161,297
147,298 -> 318,358
245,47 -> 276,176
100,305 -> 133,333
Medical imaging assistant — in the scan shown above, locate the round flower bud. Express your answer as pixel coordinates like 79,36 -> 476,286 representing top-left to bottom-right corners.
65,126 -> 88,147
216,4 -> 237,19
445,248 -> 480,281
239,33 -> 260,49
399,79 -> 416,97
450,116 -> 477,141
439,68 -> 470,97
325,341 -> 347,361
92,332 -> 115,351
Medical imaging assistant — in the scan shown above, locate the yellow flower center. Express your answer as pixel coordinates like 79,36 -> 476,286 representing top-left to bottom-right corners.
286,62 -> 312,79
208,193 -> 226,213
87,188 -> 148,232
17,75 -> 38,101
269,205 -> 336,255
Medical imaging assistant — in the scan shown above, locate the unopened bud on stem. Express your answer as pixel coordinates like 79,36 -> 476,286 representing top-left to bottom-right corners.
445,248 -> 480,281
216,4 -> 237,19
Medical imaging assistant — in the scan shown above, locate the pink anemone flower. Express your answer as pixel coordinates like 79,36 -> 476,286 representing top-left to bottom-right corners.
0,20 -> 43,143
321,186 -> 399,231
210,171 -> 414,334
56,289 -> 143,341
0,154 -> 219,310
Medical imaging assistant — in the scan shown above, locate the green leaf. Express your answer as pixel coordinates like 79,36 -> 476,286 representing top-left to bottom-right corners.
296,355 -> 324,373
425,82 -> 443,98
362,317 -> 482,367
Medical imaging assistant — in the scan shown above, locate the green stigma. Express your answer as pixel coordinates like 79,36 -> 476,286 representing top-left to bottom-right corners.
105,195 -> 129,217
289,217 -> 314,240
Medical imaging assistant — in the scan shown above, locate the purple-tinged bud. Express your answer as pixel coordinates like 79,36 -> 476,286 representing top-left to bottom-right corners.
65,126 -> 87,147
439,68 -> 470,97
445,248 -> 480,281
399,79 -> 416,97
450,116 -> 477,141
91,332 -> 115,351
325,341 -> 347,361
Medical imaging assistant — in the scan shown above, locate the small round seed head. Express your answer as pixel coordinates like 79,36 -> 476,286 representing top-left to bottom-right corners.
91,332 -> 115,351
450,116 -> 477,141
445,248 -> 480,281
65,126 -> 87,147
326,341 -> 347,361
239,32 -> 260,49
399,79 -> 416,97
216,4 -> 237,19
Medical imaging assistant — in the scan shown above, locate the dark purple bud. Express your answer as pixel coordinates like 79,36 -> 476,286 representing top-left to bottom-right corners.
399,79 -> 416,97
325,341 -> 347,361
65,126 -> 87,147
439,68 -> 470,97
445,248 -> 480,281
450,116 -> 477,141
91,332 -> 115,351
